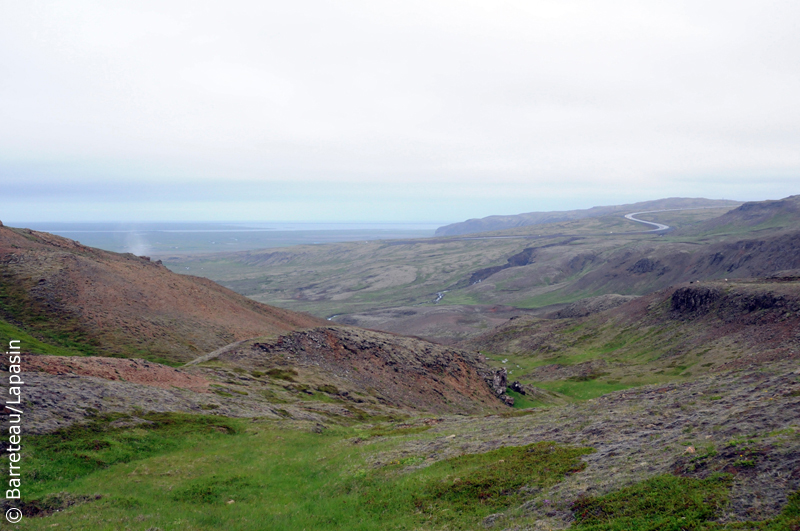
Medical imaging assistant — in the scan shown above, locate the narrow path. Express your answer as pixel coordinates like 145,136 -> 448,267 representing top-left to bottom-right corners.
184,339 -> 249,366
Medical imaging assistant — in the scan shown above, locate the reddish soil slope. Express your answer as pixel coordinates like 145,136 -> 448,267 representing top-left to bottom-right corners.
0,225 -> 325,363
23,355 -> 210,392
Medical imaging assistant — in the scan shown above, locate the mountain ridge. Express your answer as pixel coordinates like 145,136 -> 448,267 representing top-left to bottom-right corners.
435,197 -> 742,236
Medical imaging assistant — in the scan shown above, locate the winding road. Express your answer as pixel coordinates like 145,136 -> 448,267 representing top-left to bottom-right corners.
622,206 -> 728,233
387,206 -> 727,245
623,211 -> 671,232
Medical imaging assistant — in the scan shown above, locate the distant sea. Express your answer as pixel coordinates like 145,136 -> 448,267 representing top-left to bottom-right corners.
18,222 -> 445,256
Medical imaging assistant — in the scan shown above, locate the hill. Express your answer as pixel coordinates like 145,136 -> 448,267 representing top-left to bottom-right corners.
435,197 -> 742,236
676,194 -> 800,237
19,325 -> 505,435
463,275 -> 800,400
191,326 -> 506,414
0,224 -> 507,434
0,223 -> 325,364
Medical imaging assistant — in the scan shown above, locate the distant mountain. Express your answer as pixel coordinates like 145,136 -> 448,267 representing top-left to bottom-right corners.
0,224 -> 325,364
435,197 -> 742,236
676,194 -> 800,237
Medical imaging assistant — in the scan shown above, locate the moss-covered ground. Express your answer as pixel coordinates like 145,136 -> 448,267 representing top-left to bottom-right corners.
13,413 -> 593,530
10,411 -> 799,530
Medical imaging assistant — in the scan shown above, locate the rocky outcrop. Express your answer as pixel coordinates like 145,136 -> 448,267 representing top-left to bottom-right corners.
670,285 -> 723,315
194,326 -> 508,414
489,367 -> 508,396
485,367 -> 514,406
670,281 -> 800,325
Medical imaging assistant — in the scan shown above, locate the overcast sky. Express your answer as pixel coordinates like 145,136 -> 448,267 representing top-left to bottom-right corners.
1,1 -> 798,223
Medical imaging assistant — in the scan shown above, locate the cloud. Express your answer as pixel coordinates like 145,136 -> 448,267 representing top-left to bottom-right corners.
1,1 -> 798,221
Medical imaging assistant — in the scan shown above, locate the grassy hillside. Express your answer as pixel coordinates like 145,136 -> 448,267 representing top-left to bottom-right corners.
0,316 -> 91,357
14,413 -> 596,530
466,277 -> 800,402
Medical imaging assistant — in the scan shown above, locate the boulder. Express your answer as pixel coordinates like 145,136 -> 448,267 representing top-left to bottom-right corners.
510,380 -> 526,395
491,368 -> 508,396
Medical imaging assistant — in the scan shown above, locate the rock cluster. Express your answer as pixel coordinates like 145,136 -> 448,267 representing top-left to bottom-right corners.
487,367 -> 514,406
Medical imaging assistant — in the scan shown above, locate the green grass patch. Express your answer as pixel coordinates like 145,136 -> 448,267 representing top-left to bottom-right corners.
0,318 -> 85,357
14,420 -> 594,531
533,379 -> 635,401
571,473 -> 733,530
571,474 -> 800,530
295,390 -> 344,403
171,475 -> 262,505
506,388 -> 545,408
265,368 -> 298,381
410,442 -> 594,520
18,412 -> 240,499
